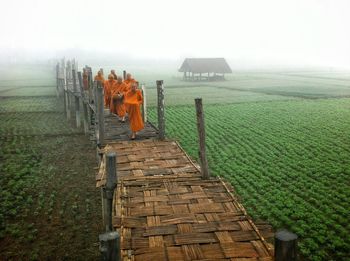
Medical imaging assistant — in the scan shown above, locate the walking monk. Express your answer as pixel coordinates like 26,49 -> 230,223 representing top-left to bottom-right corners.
124,82 -> 144,140
111,70 -> 118,80
110,76 -> 128,122
94,70 -> 105,87
104,74 -> 116,107
123,73 -> 136,89
82,68 -> 89,90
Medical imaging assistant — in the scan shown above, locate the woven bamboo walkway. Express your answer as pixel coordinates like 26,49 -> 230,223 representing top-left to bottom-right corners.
96,140 -> 274,260
103,111 -> 157,142
58,60 -> 274,260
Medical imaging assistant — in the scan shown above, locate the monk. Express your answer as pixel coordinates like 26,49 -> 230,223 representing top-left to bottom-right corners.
94,70 -> 105,87
111,70 -> 118,80
82,68 -> 89,90
104,74 -> 116,107
124,82 -> 144,139
110,76 -> 128,122
123,73 -> 136,89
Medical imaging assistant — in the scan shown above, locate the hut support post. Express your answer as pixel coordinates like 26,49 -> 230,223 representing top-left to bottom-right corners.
141,84 -> 147,123
156,80 -> 165,140
275,230 -> 298,261
195,98 -> 210,179
97,82 -> 105,145
123,70 -> 126,80
99,231 -> 121,261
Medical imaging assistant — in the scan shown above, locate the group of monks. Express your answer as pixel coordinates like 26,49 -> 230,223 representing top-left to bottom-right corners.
84,68 -> 144,140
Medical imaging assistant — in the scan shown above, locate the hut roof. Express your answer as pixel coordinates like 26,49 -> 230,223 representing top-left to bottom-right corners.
179,58 -> 232,74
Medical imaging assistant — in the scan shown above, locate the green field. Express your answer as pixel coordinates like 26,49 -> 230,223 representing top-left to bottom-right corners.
145,70 -> 350,260
0,65 -> 101,259
1,64 -> 349,260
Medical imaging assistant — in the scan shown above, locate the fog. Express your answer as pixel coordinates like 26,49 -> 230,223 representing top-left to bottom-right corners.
1,0 -> 350,69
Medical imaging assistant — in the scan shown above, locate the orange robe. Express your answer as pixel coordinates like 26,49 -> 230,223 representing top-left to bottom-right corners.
83,72 -> 89,90
110,82 -> 128,117
103,79 -> 116,107
124,89 -> 144,132
94,74 -> 105,87
123,78 -> 136,89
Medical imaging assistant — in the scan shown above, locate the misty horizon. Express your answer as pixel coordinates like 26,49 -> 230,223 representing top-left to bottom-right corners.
1,0 -> 350,70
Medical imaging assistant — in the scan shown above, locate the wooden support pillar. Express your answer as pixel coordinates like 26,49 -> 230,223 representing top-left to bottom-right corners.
97,82 -> 105,145
72,70 -> 80,128
123,70 -> 126,80
56,63 -> 59,98
65,68 -> 71,121
104,152 -> 117,232
88,70 -> 93,103
275,230 -> 298,261
99,231 -> 121,261
63,88 -> 67,115
66,91 -> 71,121
78,72 -> 89,134
141,84 -> 147,123
156,80 -> 165,140
195,98 -> 210,179
75,95 -> 81,128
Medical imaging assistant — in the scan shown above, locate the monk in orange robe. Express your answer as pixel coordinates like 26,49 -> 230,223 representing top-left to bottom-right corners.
94,70 -> 105,87
82,69 -> 89,90
104,74 -> 116,107
124,82 -> 144,139
110,76 -> 128,121
123,73 -> 136,89
111,70 -> 118,80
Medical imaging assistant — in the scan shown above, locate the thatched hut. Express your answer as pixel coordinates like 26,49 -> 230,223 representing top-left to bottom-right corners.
179,58 -> 232,81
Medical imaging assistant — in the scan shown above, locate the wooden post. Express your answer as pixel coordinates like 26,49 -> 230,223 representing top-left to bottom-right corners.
99,231 -> 121,261
104,152 -> 117,232
75,95 -> 81,128
275,230 -> 298,261
77,71 -> 84,94
72,70 -> 80,128
78,72 -> 89,134
88,70 -> 93,103
195,98 -> 210,179
66,91 -> 71,121
97,82 -> 105,145
141,84 -> 147,123
123,70 -> 126,80
156,80 -> 165,140
56,63 -> 60,98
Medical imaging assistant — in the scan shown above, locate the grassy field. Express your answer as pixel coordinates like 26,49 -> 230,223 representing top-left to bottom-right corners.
0,65 -> 102,260
1,64 -> 349,260
145,70 -> 350,260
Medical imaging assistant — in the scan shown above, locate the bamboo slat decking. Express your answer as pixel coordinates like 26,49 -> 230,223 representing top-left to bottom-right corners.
102,111 -> 158,142
96,140 -> 274,260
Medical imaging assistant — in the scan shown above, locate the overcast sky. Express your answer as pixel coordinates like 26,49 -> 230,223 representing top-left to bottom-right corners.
1,0 -> 350,68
